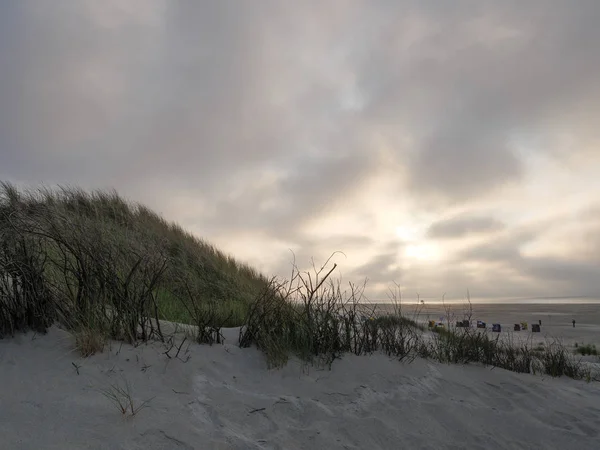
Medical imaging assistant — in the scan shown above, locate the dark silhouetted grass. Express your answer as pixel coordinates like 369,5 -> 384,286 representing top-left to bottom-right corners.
239,256 -> 598,382
0,182 -> 268,351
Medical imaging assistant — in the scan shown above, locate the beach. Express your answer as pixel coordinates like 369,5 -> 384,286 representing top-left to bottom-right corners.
1,311 -> 599,450
384,302 -> 600,348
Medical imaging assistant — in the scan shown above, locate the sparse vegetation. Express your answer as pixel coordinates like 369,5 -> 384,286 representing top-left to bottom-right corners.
238,253 -> 425,369
1,182 -> 597,383
99,377 -> 154,417
574,343 -> 598,356
239,256 -> 599,381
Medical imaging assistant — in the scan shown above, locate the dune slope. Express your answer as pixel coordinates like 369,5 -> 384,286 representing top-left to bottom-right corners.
1,327 -> 599,450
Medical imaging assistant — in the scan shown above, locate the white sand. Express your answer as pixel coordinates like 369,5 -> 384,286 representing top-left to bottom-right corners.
1,325 -> 599,450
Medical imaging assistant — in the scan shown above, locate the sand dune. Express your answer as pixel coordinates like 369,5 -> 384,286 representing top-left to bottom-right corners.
1,325 -> 599,450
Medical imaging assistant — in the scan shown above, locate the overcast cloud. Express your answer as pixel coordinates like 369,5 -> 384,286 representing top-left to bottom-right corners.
1,0 -> 599,301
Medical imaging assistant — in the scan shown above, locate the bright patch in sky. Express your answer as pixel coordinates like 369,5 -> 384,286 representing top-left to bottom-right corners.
404,243 -> 441,262
395,225 -> 420,242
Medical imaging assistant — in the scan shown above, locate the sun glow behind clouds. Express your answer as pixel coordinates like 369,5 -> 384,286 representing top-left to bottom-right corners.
395,225 -> 442,262
395,225 -> 420,242
404,242 -> 441,261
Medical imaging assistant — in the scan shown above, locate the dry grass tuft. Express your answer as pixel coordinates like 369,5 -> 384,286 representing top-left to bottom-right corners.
99,377 -> 154,417
73,328 -> 107,357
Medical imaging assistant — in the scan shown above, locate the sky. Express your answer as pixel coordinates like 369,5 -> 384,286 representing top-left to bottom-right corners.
1,1 -> 599,302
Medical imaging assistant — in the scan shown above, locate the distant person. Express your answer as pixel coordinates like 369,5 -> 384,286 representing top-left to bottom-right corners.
539,319 -> 542,326
572,319 -> 576,328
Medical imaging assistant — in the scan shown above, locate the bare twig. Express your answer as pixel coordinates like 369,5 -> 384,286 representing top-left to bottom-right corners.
72,362 -> 81,375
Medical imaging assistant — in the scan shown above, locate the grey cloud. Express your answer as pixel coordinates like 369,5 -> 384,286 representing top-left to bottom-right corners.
580,204 -> 600,224
410,130 -> 523,200
448,222 -> 600,298
522,257 -> 599,295
388,264 -> 539,301
3,0 -> 600,200
456,226 -> 541,263
460,241 -> 522,264
354,1 -> 600,200
299,235 -> 377,252
189,148 -> 376,241
0,0 -> 377,205
0,1 -> 291,186
428,215 -> 505,239
349,248 -> 402,283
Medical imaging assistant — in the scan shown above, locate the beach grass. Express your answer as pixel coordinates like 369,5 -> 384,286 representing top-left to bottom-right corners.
0,182 -> 267,347
238,256 -> 598,381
